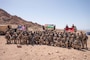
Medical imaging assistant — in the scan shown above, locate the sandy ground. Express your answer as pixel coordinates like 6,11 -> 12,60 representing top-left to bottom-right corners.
0,36 -> 90,60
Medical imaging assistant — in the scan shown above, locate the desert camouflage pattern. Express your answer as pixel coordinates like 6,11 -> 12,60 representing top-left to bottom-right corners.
5,29 -> 88,50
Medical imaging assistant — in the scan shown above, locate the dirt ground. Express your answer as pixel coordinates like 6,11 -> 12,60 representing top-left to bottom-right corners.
0,36 -> 90,60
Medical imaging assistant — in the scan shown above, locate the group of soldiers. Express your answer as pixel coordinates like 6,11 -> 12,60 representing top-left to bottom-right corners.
5,29 -> 88,50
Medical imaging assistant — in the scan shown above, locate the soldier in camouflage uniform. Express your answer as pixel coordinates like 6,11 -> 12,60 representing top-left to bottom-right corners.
28,32 -> 33,44
65,37 -> 70,48
72,36 -> 81,50
11,32 -> 17,44
61,34 -> 67,47
5,32 -> 11,44
69,35 -> 74,48
82,33 -> 88,49
17,31 -> 23,44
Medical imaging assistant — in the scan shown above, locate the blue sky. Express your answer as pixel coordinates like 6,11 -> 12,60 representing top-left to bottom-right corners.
0,0 -> 90,30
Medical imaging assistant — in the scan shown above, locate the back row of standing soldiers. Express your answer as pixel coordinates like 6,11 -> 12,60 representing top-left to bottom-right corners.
5,29 -> 88,50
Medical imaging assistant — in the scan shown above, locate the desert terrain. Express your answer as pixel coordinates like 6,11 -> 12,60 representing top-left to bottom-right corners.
0,9 -> 90,60
0,36 -> 90,60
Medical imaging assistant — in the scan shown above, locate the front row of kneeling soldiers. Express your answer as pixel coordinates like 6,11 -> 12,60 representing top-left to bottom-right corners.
5,29 -> 88,50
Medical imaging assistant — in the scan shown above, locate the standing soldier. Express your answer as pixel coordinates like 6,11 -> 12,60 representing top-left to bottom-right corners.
11,32 -> 17,44
5,32 -> 11,44
23,33 -> 28,44
39,35 -> 44,45
80,31 -> 84,49
31,33 -> 35,45
28,32 -> 32,44
65,37 -> 70,48
82,33 -> 88,49
17,31 -> 23,44
69,35 -> 74,48
61,34 -> 67,47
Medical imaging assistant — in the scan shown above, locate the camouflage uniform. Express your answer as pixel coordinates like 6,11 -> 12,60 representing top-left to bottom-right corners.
5,32 -> 11,44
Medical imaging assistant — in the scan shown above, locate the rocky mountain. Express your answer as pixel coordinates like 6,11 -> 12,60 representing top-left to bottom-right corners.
0,9 -> 42,30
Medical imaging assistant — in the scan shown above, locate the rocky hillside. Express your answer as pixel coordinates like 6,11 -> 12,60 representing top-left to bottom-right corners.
0,9 -> 42,30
